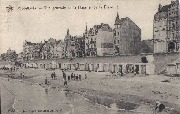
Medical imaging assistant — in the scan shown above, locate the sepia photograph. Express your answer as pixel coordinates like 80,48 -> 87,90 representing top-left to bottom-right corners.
0,0 -> 180,113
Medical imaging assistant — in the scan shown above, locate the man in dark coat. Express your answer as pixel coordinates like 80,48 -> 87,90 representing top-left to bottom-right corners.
62,71 -> 66,80
155,101 -> 165,112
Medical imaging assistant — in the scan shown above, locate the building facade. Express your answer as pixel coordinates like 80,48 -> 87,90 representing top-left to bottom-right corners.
40,38 -> 64,59
114,13 -> 141,55
23,40 -> 43,61
23,38 -> 64,61
1,48 -> 17,62
53,40 -> 64,59
75,36 -> 85,57
84,23 -> 115,57
153,0 -> 180,53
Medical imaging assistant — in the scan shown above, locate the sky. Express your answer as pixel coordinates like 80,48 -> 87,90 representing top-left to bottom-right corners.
0,0 -> 173,54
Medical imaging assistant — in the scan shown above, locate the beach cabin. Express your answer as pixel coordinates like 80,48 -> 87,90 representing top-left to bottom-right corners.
176,63 -> 180,74
126,64 -> 134,73
39,63 -> 44,69
146,63 -> 155,75
57,63 -> 61,69
166,63 -> 177,75
103,63 -> 110,72
134,64 -> 140,74
71,63 -> 77,70
77,63 -> 85,71
112,63 -> 118,73
140,64 -> 146,74
67,63 -> 72,70
85,63 -> 89,71
51,61 -> 57,69
89,63 -> 94,71
94,63 -> 99,72
122,64 -> 127,74
97,63 -> 104,72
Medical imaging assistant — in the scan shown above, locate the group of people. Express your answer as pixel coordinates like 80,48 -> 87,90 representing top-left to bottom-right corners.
62,70 -> 87,86
51,72 -> 57,80
44,70 -> 88,86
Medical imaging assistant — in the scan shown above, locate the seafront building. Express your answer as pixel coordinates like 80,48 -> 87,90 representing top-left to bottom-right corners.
84,23 -> 115,56
40,38 -> 64,59
23,40 -> 43,61
0,48 -> 17,62
23,38 -> 64,61
75,36 -> 85,58
114,13 -> 141,55
153,0 -> 180,53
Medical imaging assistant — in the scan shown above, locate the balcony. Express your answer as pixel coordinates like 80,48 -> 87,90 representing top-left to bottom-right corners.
90,41 -> 96,44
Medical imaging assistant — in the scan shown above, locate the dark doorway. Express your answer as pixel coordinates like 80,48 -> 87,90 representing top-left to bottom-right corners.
168,42 -> 175,52
115,46 -> 119,53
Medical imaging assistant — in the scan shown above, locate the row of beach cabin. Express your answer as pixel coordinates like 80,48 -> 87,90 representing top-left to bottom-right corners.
21,61 -> 155,75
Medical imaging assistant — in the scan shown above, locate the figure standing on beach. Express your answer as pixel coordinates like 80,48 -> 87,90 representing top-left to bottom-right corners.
22,72 -> 25,78
76,74 -> 78,81
62,70 -> 66,80
73,74 -> 76,81
53,72 -> 56,80
45,88 -> 48,94
64,80 -> 67,86
79,74 -> 81,81
71,73 -> 73,80
45,77 -> 48,85
85,74 -> 87,79
51,73 -> 54,80
68,75 -> 70,81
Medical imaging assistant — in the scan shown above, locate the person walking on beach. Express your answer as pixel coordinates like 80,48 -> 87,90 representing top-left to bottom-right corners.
64,79 -> 67,86
22,72 -> 25,78
85,74 -> 87,79
45,77 -> 48,85
68,75 -> 70,81
20,71 -> 24,78
73,74 -> 76,81
79,74 -> 81,81
51,73 -> 54,80
71,73 -> 73,80
76,74 -> 78,81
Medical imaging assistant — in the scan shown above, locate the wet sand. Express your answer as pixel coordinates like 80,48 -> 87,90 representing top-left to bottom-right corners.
0,79 -> 15,114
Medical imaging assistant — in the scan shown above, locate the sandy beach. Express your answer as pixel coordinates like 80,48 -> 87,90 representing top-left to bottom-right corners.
0,68 -> 180,114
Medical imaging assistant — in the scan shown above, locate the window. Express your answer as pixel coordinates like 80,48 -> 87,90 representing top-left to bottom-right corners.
114,31 -> 116,36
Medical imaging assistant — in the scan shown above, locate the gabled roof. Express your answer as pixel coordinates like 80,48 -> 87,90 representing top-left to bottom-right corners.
160,5 -> 169,12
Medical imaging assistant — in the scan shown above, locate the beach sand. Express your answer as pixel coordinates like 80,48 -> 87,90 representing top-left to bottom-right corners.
0,68 -> 180,114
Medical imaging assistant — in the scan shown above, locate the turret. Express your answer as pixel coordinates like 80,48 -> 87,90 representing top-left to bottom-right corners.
114,12 -> 121,28
67,28 -> 69,35
158,4 -> 162,12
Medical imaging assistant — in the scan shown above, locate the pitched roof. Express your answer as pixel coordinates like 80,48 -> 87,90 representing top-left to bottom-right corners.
160,5 -> 169,12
